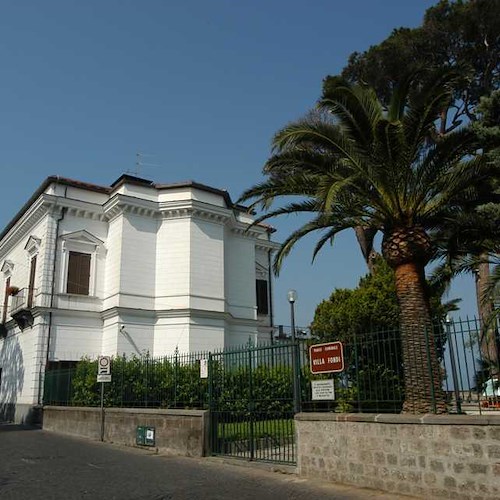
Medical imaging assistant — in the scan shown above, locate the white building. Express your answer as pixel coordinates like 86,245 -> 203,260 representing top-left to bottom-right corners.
0,174 -> 278,423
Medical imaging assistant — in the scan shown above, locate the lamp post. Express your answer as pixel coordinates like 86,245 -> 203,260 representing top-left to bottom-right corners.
288,289 -> 301,413
446,315 -> 462,414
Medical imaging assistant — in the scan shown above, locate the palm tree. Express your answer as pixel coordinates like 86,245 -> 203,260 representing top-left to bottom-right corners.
432,206 -> 500,372
240,73 -> 496,413
432,90 -> 500,372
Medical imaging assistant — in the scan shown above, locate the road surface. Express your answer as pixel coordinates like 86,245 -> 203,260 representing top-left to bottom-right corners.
0,424 -> 413,499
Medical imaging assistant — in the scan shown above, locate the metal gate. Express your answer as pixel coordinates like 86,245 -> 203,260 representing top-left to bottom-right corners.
209,342 -> 297,464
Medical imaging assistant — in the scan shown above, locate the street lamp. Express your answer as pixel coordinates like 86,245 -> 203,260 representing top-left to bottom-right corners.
287,289 -> 297,340
288,289 -> 301,413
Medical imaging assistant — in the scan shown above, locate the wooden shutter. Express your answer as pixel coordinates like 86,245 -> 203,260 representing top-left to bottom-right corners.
2,277 -> 10,323
256,279 -> 269,315
27,255 -> 37,307
67,251 -> 91,295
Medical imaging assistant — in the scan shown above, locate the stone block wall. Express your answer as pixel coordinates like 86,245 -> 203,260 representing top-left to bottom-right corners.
296,413 -> 500,499
43,406 -> 209,457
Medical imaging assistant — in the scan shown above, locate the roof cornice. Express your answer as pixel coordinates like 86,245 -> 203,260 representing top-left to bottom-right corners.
103,193 -> 159,222
0,196 -> 52,255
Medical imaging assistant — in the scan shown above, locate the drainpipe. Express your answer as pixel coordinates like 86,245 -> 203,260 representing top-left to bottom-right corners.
40,181 -> 67,403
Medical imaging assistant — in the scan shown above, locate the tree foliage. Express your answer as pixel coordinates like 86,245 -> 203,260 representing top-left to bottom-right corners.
311,258 -> 455,343
311,259 -> 400,342
340,0 -> 500,133
240,73 -> 495,412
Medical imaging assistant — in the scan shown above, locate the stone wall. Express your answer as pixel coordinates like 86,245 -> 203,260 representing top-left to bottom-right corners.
296,413 -> 500,499
43,406 -> 209,457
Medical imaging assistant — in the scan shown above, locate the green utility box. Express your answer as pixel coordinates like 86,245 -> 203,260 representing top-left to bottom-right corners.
136,426 -> 155,446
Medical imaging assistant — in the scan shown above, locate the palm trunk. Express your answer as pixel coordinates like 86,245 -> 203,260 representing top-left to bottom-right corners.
394,262 -> 447,414
475,257 -> 499,375
354,226 -> 379,274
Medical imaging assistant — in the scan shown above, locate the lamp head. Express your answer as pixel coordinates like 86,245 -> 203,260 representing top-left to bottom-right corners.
287,289 -> 297,303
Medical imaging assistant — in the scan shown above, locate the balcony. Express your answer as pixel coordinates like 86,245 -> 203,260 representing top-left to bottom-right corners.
10,287 -> 36,330
0,305 -> 6,337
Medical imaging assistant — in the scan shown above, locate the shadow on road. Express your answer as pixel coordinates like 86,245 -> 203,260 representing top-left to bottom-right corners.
0,423 -> 40,432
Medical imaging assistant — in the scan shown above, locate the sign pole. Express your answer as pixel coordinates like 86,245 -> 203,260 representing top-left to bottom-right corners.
97,355 -> 111,442
290,298 -> 301,414
100,381 -> 105,442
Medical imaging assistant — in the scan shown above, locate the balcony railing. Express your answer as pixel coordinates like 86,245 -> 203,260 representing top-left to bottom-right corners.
10,287 -> 37,314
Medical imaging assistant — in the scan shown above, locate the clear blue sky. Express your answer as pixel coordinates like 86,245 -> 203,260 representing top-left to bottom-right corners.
0,0 -> 477,327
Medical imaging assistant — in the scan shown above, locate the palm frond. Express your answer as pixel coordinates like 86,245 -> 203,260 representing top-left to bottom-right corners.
320,79 -> 382,148
272,214 -> 353,274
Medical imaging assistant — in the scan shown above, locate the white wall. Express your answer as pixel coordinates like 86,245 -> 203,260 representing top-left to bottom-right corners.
0,326 -> 39,406
49,313 -> 102,361
224,321 -> 258,349
103,214 -> 123,309
118,213 -> 157,309
224,230 -> 256,320
157,187 -> 226,208
155,218 -> 191,309
116,318 -> 154,357
153,317 -> 191,355
113,184 -> 158,202
0,216 -> 48,312
189,219 -> 225,312
188,316 -> 225,352
49,184 -> 108,205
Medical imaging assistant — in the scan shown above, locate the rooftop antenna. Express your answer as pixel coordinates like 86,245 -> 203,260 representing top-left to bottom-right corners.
126,153 -> 163,178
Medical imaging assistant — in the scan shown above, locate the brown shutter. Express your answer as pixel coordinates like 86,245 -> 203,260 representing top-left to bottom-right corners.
67,251 -> 91,295
256,279 -> 269,315
3,277 -> 10,323
28,255 -> 37,307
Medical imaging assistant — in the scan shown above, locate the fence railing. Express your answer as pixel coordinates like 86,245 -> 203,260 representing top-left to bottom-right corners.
301,317 -> 499,414
10,287 -> 37,313
43,317 -> 499,414
44,350 -> 210,409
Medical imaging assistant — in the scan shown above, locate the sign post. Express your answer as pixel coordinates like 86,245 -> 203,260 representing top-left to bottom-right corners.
309,342 -> 344,402
97,356 -> 111,441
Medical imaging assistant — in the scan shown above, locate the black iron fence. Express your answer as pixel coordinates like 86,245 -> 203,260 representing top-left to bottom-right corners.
44,343 -> 299,465
301,317 -> 499,414
44,317 -> 499,415
44,350 -> 210,409
209,342 -> 296,463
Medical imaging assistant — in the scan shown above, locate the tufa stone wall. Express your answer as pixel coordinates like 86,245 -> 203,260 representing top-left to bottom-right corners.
296,413 -> 500,499
43,406 -> 209,457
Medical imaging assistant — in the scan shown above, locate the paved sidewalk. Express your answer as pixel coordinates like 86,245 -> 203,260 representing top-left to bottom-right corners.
0,424 -> 416,499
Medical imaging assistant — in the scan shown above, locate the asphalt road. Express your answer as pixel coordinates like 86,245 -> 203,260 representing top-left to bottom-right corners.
0,424 -> 412,500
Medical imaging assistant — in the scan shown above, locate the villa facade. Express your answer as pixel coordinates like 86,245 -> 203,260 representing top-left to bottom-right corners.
0,174 -> 278,422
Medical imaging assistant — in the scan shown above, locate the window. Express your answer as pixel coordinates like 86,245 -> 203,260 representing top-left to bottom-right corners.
66,251 -> 91,295
24,236 -> 40,308
59,230 -> 104,297
27,255 -> 37,307
2,277 -> 10,323
256,279 -> 269,315
1,261 -> 14,323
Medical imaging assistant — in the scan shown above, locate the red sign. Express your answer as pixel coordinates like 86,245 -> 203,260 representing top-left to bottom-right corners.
309,341 -> 344,374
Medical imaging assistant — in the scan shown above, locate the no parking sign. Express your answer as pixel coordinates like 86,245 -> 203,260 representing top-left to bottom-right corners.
97,356 -> 111,382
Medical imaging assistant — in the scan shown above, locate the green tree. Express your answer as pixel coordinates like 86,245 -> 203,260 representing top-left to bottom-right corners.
341,0 -> 500,134
311,259 -> 400,342
432,90 -> 500,369
311,258 -> 455,343
339,0 -> 500,280
240,73 -> 495,413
